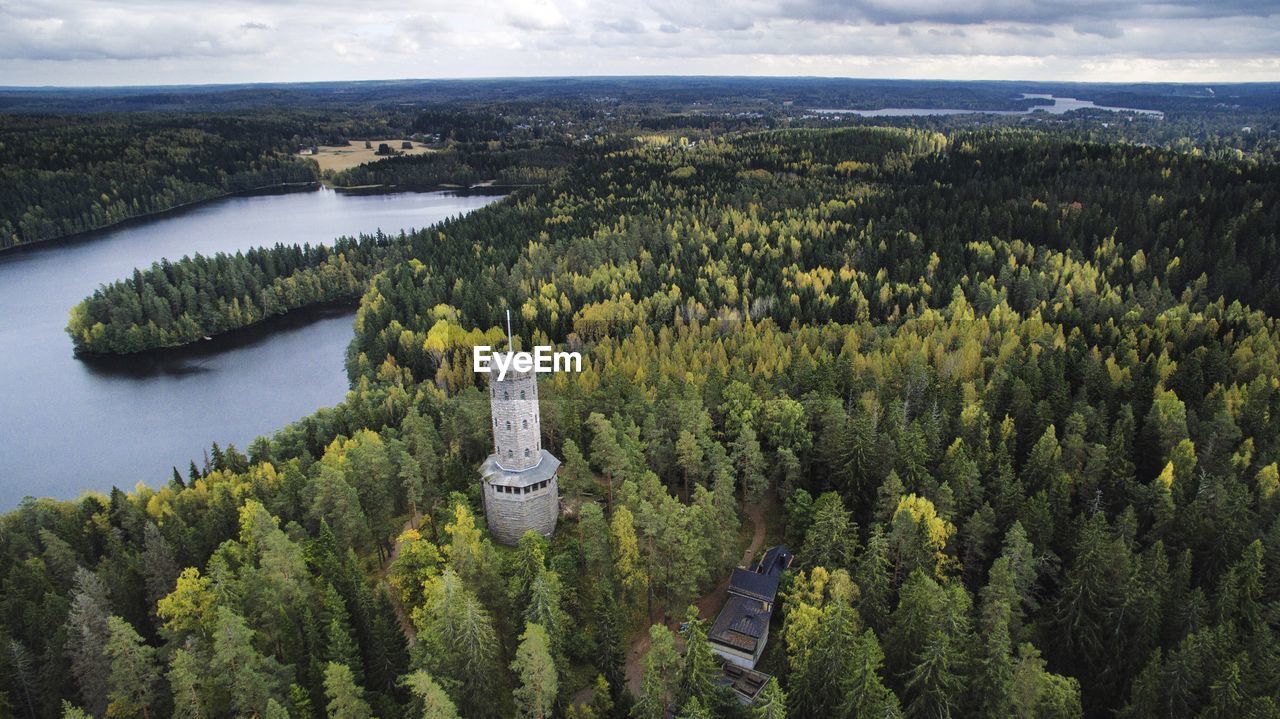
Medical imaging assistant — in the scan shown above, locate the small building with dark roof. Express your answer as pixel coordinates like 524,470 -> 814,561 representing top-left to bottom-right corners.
707,544 -> 793,670
756,545 -> 793,576
727,568 -> 780,606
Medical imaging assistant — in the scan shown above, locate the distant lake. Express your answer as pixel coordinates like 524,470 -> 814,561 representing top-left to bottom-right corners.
810,93 -> 1165,118
0,187 -> 501,510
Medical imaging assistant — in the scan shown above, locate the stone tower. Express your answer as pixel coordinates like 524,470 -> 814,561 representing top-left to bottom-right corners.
479,316 -> 560,545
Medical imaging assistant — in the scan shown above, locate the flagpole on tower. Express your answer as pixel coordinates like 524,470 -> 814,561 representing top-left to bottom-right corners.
506,308 -> 514,351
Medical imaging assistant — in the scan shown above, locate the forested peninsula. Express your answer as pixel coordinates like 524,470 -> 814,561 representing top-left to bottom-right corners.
65,233 -> 415,355
3,124 -> 1278,719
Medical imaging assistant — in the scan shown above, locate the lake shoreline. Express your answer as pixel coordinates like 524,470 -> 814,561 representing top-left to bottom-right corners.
330,182 -> 530,195
1,188 -> 502,509
76,299 -> 360,370
71,296 -> 364,360
0,181 -> 514,256
0,181 -> 322,256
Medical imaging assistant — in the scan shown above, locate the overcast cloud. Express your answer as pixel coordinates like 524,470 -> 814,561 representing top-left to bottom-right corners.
0,0 -> 1277,85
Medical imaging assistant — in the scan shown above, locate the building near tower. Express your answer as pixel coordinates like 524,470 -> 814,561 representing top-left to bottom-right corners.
479,334 -> 560,545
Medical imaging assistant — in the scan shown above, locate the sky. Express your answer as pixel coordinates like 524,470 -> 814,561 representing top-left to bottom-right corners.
1,0 -> 1279,87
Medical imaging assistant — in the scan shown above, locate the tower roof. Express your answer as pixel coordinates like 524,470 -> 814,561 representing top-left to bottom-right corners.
480,449 -> 560,487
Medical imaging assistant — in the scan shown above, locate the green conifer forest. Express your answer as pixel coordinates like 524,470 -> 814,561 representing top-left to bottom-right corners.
2,88 -> 1279,719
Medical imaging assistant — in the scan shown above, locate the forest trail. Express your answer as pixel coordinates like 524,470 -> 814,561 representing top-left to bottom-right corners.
379,511 -> 424,645
622,502 -> 766,695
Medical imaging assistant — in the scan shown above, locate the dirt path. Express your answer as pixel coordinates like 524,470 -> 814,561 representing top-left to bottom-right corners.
379,511 -> 423,644
622,502 -> 766,695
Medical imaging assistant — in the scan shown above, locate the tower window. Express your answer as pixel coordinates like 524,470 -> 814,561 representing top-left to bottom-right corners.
520,390 -> 526,400
507,450 -> 513,458
503,391 -> 509,400
524,448 -> 531,457
505,420 -> 511,430
522,419 -> 528,429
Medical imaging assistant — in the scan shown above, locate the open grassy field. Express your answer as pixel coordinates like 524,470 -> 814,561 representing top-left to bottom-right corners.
303,140 -> 434,173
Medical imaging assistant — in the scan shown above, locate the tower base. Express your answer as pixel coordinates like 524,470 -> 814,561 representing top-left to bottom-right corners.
479,450 -> 561,545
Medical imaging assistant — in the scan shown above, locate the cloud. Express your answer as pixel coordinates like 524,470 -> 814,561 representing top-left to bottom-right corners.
504,0 -> 569,31
1073,20 -> 1123,38
776,0 -> 1280,26
0,0 -> 1277,84
598,18 -> 645,34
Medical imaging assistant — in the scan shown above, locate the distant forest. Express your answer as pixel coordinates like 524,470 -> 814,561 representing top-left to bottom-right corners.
0,115 -> 321,248
6,78 -> 1280,250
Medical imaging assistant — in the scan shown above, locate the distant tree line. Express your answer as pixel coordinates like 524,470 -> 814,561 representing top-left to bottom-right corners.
0,114 -> 326,248
328,143 -> 575,188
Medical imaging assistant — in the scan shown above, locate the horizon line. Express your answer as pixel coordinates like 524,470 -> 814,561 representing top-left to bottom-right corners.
2,73 -> 1276,92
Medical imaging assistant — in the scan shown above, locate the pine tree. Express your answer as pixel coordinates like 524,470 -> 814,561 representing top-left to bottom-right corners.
889,569 -> 972,719
167,648 -> 206,719
65,568 -> 112,717
799,492 -> 858,570
676,696 -> 711,719
103,617 -> 160,719
401,671 -> 461,719
60,702 -> 92,719
512,623 -> 557,719
412,570 -> 500,718
322,584 -> 363,684
677,607 -> 717,708
589,675 -> 614,719
610,506 -> 648,606
324,662 -> 373,719
6,639 -> 40,719
1009,644 -> 1082,719
731,424 -> 768,502
525,567 -> 568,669
211,607 -> 286,717
751,677 -> 787,719
593,590 -> 627,693
141,523 -> 179,611
632,624 -> 680,719
588,413 -> 628,506
561,438 -> 595,497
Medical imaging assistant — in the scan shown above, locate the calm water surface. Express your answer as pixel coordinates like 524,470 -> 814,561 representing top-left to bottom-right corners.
0,187 -> 500,510
811,93 -> 1165,118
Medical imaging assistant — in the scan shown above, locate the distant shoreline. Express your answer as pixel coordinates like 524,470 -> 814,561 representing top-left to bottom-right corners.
0,181 -> 510,256
0,181 -> 321,256
74,298 -> 360,363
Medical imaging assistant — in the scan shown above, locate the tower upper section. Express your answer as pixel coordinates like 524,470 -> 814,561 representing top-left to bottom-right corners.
488,361 -> 542,472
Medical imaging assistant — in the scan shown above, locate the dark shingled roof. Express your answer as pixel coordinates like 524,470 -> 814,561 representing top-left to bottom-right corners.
728,567 -> 780,604
755,545 -> 793,576
709,595 -> 770,653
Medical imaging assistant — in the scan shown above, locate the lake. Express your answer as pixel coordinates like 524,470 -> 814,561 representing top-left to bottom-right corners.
0,187 -> 501,510
810,93 -> 1165,118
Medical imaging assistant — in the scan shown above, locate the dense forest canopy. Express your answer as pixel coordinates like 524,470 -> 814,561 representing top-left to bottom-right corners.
3,83 -> 1280,719
0,114 -> 323,248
